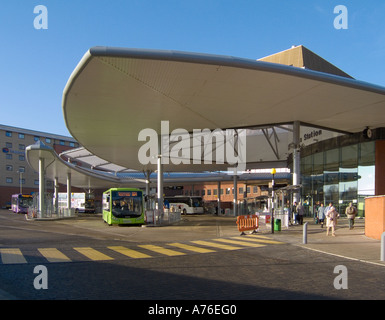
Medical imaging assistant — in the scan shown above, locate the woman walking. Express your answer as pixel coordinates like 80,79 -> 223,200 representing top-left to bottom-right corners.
326,203 -> 339,236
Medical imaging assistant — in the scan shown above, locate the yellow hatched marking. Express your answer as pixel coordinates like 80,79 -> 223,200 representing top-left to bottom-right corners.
74,247 -> 114,261
168,243 -> 216,253
108,246 -> 151,259
38,248 -> 71,263
191,240 -> 242,251
214,238 -> 266,248
138,245 -> 185,256
232,236 -> 283,245
0,248 -> 27,264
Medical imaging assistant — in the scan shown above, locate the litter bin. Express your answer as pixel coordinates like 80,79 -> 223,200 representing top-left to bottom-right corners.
274,218 -> 281,231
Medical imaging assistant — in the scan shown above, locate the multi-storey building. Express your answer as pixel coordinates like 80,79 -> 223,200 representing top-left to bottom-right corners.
0,124 -> 80,208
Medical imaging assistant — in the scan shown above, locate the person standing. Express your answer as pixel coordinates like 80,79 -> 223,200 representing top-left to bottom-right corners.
317,203 -> 326,228
345,202 -> 357,230
296,202 -> 305,225
326,202 -> 339,236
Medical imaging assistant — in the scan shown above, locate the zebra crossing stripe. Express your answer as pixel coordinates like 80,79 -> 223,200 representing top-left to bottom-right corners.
232,236 -> 283,244
0,248 -> 27,264
38,248 -> 71,263
168,242 -> 216,253
108,246 -> 151,259
74,247 -> 114,261
213,238 -> 266,248
190,240 -> 242,251
138,244 -> 186,256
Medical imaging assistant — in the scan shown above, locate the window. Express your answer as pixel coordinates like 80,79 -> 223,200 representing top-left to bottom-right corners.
226,188 -> 230,195
19,144 -> 25,150
60,140 -> 65,145
6,165 -> 13,171
18,133 -> 24,139
69,142 -> 75,147
6,154 -> 12,160
6,177 -> 13,184
5,131 -> 12,137
19,166 -> 25,173
207,189 -> 211,196
19,155 -> 25,161
5,142 -> 12,148
34,180 -> 39,185
45,138 -> 51,144
34,136 -> 40,141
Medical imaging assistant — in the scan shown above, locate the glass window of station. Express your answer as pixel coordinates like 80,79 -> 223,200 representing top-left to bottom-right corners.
301,141 -> 374,217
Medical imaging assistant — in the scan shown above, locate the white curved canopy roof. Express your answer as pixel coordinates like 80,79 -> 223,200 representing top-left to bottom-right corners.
62,47 -> 385,172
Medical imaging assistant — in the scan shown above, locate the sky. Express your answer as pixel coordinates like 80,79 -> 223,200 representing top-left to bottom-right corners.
1,0 -> 385,137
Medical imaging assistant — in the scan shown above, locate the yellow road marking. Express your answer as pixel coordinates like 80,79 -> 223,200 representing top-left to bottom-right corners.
0,248 -> 27,264
74,247 -> 114,261
108,246 -> 151,259
138,244 -> 185,256
168,243 -> 216,253
190,240 -> 242,251
232,236 -> 283,244
38,248 -> 71,263
214,238 -> 266,248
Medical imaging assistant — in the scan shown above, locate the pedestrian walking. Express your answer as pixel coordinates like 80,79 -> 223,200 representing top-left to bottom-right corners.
317,202 -> 326,228
326,202 -> 339,236
296,202 -> 305,225
345,202 -> 357,230
292,202 -> 298,225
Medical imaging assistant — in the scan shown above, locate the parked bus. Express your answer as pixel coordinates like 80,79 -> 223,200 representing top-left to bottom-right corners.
11,194 -> 33,214
164,196 -> 204,214
102,188 -> 145,225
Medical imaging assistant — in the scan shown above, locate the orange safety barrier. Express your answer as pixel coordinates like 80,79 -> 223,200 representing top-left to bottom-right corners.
236,214 -> 259,235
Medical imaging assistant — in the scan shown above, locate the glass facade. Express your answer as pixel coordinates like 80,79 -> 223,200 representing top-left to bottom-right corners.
301,141 -> 375,217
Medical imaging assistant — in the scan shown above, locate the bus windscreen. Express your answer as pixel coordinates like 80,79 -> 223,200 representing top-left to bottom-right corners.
111,191 -> 143,218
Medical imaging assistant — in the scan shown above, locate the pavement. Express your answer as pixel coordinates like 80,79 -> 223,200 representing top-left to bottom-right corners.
1,213 -> 384,300
258,216 -> 385,267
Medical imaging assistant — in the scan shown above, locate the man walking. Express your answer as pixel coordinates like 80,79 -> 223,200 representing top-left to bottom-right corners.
345,202 -> 357,230
317,203 -> 326,228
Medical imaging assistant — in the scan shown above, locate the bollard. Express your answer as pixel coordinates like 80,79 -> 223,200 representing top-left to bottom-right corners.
303,222 -> 308,244
381,232 -> 385,262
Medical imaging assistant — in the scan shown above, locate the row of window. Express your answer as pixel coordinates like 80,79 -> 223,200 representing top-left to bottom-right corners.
4,142 -> 26,150
5,130 -> 77,147
5,177 -> 39,185
4,154 -> 25,161
6,165 -> 25,172
185,186 -> 260,197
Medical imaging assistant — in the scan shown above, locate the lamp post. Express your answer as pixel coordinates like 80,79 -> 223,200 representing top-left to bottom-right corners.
271,168 -> 276,234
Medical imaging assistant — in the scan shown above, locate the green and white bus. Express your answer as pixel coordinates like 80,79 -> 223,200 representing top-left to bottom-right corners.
102,188 -> 145,225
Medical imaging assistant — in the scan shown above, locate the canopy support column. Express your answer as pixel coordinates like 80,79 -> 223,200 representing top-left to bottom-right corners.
39,157 -> 45,216
217,181 -> 221,215
293,121 -> 301,204
233,174 -> 238,216
54,177 -> 59,214
67,172 -> 71,210
157,136 -> 164,225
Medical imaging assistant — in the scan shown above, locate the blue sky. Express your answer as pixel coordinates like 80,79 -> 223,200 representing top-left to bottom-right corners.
1,0 -> 385,137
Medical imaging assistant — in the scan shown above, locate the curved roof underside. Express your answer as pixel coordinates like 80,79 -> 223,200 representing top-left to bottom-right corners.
62,47 -> 385,172
25,142 -> 290,189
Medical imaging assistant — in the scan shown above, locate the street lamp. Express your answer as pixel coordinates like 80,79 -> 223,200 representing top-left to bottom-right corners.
271,168 -> 276,234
